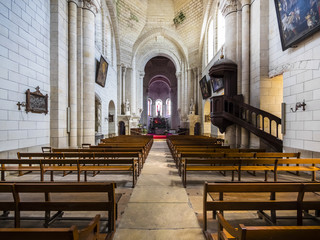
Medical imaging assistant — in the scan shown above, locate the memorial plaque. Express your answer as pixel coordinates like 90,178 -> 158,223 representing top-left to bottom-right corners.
26,87 -> 48,114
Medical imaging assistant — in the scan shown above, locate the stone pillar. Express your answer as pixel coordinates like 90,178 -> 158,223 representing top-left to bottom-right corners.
68,1 -> 78,147
117,64 -> 122,115
176,71 -> 181,116
192,68 -> 199,114
221,0 -> 237,60
241,0 -> 250,148
82,0 -> 97,144
122,65 -> 127,114
187,68 -> 193,112
125,67 -> 134,115
138,71 -> 145,112
220,0 -> 238,147
77,4 -> 84,147
50,0 -> 69,148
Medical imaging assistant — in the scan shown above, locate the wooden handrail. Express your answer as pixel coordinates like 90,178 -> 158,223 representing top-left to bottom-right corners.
211,95 -> 283,152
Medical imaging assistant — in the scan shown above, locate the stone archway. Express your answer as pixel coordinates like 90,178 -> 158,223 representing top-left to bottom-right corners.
108,100 -> 116,137
141,56 -> 179,133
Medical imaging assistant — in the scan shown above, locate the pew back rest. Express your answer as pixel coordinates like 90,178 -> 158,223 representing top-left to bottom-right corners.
0,226 -> 79,240
239,225 -> 320,240
216,213 -> 320,240
0,214 -> 100,240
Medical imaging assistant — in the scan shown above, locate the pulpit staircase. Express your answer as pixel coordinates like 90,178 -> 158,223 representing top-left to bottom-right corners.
210,95 -> 283,152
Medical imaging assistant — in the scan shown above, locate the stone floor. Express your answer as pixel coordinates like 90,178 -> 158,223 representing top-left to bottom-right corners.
2,139 -> 320,239
113,140 -> 205,240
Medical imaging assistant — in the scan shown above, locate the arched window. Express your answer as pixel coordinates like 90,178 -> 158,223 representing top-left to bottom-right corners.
147,98 -> 152,116
207,20 -> 214,62
155,99 -> 162,117
166,98 -> 171,116
217,5 -> 225,51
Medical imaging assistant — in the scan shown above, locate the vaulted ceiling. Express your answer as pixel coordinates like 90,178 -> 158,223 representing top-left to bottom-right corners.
115,0 -> 207,67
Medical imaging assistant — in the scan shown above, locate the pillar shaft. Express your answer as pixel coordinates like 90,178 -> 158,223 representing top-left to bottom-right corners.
221,0 -> 238,147
82,8 -> 95,144
241,1 -> 251,148
68,1 -> 78,147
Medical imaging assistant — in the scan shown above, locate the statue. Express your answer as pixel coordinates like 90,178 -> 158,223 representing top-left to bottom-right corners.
125,99 -> 130,115
189,98 -> 195,114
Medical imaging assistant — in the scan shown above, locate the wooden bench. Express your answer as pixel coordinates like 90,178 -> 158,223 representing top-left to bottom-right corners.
203,182 -> 320,232
53,147 -> 146,165
18,151 -> 142,178
0,214 -> 101,240
0,182 -> 116,238
1,158 -> 138,187
209,212 -> 320,240
182,157 -> 320,187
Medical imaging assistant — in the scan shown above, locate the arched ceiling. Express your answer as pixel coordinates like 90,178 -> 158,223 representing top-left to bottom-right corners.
116,0 -> 206,67
144,56 -> 177,88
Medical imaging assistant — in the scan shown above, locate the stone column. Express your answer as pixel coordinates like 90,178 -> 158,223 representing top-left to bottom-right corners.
138,71 -> 145,112
220,0 -> 238,147
122,65 -> 127,114
221,0 -> 237,60
77,4 -> 84,147
193,67 -> 199,114
117,64 -> 122,115
68,1 -> 78,147
241,0 -> 250,148
82,0 -> 97,144
176,71 -> 181,115
77,4 -> 83,146
187,68 -> 193,113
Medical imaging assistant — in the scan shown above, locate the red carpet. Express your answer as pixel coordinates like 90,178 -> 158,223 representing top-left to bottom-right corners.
152,135 -> 167,139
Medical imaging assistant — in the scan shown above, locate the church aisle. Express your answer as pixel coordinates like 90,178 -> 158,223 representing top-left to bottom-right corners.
114,140 -> 205,240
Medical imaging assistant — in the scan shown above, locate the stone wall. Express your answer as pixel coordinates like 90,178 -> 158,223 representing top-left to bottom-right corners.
268,0 -> 320,154
0,0 -> 50,157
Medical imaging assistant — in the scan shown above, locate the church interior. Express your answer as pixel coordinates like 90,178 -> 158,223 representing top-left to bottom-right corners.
1,0 -> 320,239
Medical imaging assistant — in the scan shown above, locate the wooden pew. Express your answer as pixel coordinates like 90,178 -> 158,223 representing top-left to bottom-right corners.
181,157 -> 320,187
203,182 -> 320,232
0,158 -> 138,187
209,212 -> 320,240
0,182 -> 116,237
0,214 -> 101,240
17,152 -> 142,177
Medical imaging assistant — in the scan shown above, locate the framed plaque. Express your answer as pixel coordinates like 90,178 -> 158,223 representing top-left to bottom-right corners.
26,87 -> 48,114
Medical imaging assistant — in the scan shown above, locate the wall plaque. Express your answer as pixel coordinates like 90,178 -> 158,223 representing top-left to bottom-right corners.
26,86 -> 48,114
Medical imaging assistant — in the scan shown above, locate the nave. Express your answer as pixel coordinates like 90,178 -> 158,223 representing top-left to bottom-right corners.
1,136 -> 320,240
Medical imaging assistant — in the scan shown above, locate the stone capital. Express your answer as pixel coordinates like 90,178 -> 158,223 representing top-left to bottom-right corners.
68,0 -> 80,6
220,0 -> 237,17
139,71 -> 145,78
176,72 -> 181,79
82,0 -> 98,14
240,0 -> 251,6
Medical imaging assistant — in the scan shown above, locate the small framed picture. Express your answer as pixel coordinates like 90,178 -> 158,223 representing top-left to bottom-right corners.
199,76 -> 211,99
210,77 -> 224,93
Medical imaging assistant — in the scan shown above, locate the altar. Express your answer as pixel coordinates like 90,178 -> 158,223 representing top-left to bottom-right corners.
149,117 -> 168,135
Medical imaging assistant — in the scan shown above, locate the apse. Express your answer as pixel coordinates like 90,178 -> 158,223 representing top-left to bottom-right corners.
142,56 -> 178,133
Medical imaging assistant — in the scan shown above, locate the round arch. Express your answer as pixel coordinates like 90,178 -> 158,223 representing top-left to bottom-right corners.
132,27 -> 189,65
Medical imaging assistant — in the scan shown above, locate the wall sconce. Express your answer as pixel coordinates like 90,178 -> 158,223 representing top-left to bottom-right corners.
290,100 -> 306,112
17,101 -> 26,110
